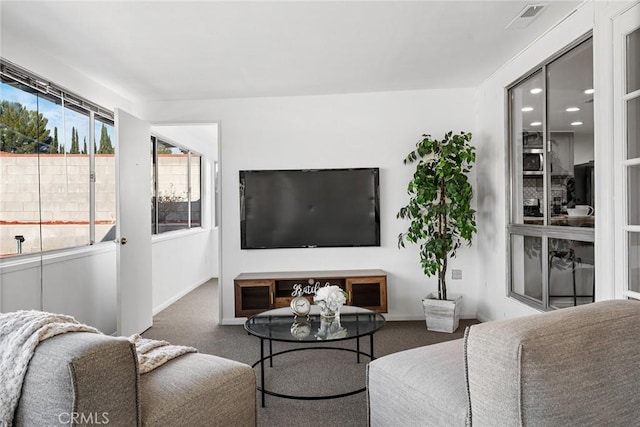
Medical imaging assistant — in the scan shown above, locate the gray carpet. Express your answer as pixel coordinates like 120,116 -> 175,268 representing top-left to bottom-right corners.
142,279 -> 478,427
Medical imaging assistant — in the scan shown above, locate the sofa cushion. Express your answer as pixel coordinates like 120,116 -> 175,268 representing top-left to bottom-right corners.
465,300 -> 640,427
14,332 -> 139,426
367,339 -> 468,427
140,353 -> 256,427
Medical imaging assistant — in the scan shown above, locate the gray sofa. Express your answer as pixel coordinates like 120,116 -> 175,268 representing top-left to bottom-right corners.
14,332 -> 256,426
367,300 -> 640,426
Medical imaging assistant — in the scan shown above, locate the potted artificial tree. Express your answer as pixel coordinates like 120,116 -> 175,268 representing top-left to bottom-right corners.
397,131 -> 477,333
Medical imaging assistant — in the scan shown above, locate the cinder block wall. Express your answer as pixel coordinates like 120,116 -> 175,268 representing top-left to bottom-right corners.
0,153 -> 198,256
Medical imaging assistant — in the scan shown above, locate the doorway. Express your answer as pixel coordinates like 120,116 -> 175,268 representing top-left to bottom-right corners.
148,123 -> 220,321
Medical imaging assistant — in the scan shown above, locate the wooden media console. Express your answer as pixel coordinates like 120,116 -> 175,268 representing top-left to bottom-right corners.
234,269 -> 387,317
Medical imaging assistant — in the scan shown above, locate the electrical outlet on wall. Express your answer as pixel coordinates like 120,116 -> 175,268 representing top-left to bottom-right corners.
452,269 -> 462,280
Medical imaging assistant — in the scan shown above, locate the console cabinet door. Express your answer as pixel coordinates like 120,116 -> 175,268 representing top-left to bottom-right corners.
346,276 -> 387,312
234,280 -> 275,317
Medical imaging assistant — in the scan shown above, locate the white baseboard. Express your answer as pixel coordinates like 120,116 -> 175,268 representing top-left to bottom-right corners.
475,314 -> 493,323
153,277 -> 212,315
221,317 -> 247,326
383,313 -> 477,322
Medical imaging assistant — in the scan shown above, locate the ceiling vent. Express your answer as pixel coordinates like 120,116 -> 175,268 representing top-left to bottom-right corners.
505,4 -> 548,30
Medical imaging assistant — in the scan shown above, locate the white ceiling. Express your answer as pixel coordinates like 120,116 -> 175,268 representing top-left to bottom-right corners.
1,0 -> 584,103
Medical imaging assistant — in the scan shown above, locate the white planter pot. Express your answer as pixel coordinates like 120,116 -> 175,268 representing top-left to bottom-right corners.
421,293 -> 462,333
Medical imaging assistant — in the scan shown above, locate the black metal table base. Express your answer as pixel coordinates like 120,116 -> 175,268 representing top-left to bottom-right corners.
252,335 -> 376,407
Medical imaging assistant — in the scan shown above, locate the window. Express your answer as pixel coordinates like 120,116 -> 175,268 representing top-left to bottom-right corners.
0,60 -> 115,257
508,36 -> 595,310
151,136 -> 202,234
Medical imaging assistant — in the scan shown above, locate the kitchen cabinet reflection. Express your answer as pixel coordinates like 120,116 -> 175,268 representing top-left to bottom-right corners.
521,157 -> 594,228
524,215 -> 594,227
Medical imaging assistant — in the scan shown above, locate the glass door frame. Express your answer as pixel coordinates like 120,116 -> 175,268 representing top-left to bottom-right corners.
613,2 -> 640,301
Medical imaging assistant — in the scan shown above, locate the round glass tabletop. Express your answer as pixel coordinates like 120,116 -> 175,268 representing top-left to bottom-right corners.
244,305 -> 386,343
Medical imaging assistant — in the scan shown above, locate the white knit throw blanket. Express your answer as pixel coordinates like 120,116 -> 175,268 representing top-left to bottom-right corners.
128,334 -> 197,374
0,310 -> 100,427
0,311 -> 198,427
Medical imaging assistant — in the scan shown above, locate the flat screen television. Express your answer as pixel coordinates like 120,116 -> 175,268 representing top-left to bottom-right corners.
240,168 -> 380,249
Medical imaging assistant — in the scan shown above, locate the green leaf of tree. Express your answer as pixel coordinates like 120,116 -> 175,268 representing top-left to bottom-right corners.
396,131 -> 477,300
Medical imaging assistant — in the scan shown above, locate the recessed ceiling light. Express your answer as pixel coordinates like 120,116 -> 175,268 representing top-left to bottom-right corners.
566,107 -> 580,112
571,121 -> 583,126
530,88 -> 543,94
522,107 -> 534,112
530,121 -> 542,126
584,88 -> 594,95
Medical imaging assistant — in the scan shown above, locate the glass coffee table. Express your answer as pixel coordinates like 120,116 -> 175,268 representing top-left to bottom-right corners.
244,305 -> 386,407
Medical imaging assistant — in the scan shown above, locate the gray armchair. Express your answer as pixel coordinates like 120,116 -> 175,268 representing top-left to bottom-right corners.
367,300 -> 640,426
15,332 -> 256,426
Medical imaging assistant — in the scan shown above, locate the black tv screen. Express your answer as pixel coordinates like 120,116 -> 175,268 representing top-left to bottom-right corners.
240,168 -> 380,249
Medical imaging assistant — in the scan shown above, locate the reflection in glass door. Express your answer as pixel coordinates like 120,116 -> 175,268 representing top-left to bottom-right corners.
546,39 -> 594,228
548,238 -> 595,309
510,234 -> 543,304
510,71 -> 545,226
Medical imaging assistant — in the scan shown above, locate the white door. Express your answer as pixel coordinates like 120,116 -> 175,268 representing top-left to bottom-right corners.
115,108 -> 153,336
614,3 -> 640,300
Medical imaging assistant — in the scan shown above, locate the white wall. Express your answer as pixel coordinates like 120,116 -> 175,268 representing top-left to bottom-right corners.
1,31 -> 133,113
0,40 -> 219,330
0,246 -> 117,333
474,1 -> 629,321
0,227 -> 215,332
151,230 -> 213,314
140,88 -> 479,324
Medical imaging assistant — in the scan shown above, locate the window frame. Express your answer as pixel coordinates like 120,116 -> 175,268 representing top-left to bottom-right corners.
506,33 -> 595,310
613,4 -> 640,301
150,135 -> 203,235
0,59 -> 115,258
